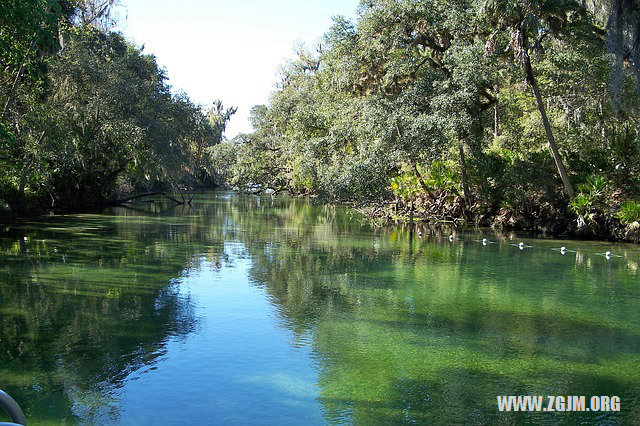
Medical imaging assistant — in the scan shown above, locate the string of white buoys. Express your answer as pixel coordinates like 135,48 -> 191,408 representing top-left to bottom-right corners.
442,234 -> 623,260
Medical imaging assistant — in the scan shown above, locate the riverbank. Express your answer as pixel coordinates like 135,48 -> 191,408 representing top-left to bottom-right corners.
4,185 -> 639,244
0,187 -> 208,224
353,197 -> 640,243
215,185 -> 640,243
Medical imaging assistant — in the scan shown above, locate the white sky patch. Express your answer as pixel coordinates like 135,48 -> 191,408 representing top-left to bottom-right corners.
114,0 -> 359,137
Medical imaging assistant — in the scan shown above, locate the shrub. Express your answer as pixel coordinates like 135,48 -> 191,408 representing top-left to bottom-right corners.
424,161 -> 460,195
570,175 -> 609,221
390,169 -> 421,202
616,200 -> 640,224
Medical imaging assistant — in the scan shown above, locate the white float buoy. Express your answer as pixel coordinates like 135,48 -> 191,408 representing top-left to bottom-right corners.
482,238 -> 488,245
595,250 -> 619,258
552,246 -> 575,255
449,235 -> 454,242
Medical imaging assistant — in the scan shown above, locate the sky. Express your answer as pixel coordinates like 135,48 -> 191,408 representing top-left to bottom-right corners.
114,0 -> 360,138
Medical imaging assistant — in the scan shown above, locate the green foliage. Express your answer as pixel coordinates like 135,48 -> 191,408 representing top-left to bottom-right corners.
391,161 -> 461,203
8,27 -> 202,209
187,100 -> 237,183
424,161 -> 461,195
203,0 -> 640,236
3,0 -> 640,235
208,140 -> 238,186
616,200 -> 640,225
0,122 -> 16,148
0,3 -> 231,213
390,167 -> 421,202
570,176 -> 609,220
208,133 -> 288,191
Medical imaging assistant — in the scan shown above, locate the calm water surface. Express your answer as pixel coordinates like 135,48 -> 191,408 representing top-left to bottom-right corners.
1,192 -> 639,424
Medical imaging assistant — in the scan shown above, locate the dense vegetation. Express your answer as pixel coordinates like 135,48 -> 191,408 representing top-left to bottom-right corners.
0,0 -> 234,215
3,0 -> 640,240
211,0 -> 640,239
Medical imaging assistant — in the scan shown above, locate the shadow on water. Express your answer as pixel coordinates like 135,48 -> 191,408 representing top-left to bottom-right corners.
0,192 -> 639,424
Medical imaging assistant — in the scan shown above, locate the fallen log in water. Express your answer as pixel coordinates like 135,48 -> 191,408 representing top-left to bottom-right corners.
109,191 -> 184,206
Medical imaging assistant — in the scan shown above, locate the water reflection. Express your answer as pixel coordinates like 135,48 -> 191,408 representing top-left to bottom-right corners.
1,192 -> 639,424
233,196 -> 640,424
0,204 -> 209,423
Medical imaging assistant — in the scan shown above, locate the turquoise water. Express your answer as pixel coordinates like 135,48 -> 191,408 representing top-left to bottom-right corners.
1,192 -> 639,424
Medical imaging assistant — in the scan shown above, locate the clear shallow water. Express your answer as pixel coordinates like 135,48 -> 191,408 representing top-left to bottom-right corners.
1,192 -> 639,424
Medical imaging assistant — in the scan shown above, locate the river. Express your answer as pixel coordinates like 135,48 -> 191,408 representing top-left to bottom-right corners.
1,192 -> 639,424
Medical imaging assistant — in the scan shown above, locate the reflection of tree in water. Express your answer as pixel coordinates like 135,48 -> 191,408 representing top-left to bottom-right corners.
2,194 -> 639,424
0,199 -> 226,423
237,197 -> 640,424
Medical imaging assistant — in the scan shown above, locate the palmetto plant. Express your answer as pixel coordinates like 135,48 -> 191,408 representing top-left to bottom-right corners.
616,200 -> 640,225
570,175 -> 608,221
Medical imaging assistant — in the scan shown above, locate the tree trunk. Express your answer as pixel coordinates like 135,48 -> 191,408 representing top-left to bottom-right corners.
521,30 -> 575,199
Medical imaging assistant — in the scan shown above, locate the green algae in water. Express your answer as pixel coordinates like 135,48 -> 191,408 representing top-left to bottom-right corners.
0,192 -> 639,424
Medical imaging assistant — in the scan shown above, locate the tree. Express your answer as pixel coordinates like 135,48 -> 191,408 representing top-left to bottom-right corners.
484,0 -> 579,199
189,100 -> 236,183
0,0 -> 76,120
40,28 -> 194,207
